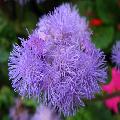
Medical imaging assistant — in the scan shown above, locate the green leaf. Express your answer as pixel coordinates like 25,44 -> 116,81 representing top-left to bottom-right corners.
92,26 -> 114,51
77,0 -> 93,16
96,0 -> 114,24
0,15 -> 16,39
0,87 -> 14,109
22,11 -> 37,33
114,114 -> 120,120
2,115 -> 9,120
23,98 -> 37,108
66,102 -> 114,120
0,48 -> 9,63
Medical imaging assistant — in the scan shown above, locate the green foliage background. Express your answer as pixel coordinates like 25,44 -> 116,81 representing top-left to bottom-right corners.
0,0 -> 120,120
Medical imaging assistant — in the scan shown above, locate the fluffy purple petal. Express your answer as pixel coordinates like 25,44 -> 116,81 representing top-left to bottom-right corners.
112,41 -> 120,69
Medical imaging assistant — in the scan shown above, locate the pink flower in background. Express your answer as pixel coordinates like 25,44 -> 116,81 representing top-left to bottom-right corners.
104,97 -> 120,113
112,68 -> 120,90
102,68 -> 120,113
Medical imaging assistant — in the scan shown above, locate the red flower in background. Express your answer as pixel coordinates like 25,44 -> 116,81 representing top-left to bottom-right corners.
102,68 -> 120,113
90,18 -> 103,27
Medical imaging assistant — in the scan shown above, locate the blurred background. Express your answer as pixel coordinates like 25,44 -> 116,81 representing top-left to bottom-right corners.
0,0 -> 120,120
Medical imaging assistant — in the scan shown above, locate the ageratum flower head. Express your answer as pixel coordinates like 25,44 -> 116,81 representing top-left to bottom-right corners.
8,3 -> 107,116
112,41 -> 120,69
8,34 -> 57,99
35,3 -> 93,52
47,44 -> 107,116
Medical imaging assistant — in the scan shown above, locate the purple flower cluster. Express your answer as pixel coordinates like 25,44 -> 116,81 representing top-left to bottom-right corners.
35,4 -> 92,52
31,105 -> 60,120
112,41 -> 120,69
8,3 -> 107,116
9,98 -> 30,120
